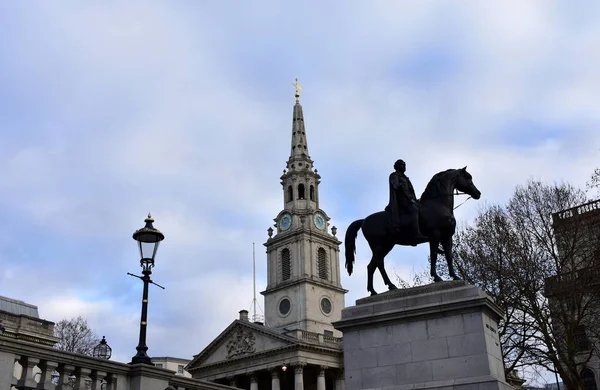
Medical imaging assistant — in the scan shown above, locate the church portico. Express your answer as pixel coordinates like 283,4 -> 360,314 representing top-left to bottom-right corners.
203,361 -> 342,390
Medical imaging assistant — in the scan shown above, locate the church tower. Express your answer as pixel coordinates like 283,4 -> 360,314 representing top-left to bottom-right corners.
262,80 -> 346,337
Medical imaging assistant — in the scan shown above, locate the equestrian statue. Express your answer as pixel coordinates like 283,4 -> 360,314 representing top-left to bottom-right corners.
345,160 -> 481,296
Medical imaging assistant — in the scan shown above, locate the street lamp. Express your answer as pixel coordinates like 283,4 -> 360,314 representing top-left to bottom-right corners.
128,213 -> 165,365
93,336 -> 112,360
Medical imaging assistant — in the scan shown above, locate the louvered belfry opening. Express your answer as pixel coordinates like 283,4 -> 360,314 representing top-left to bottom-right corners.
281,248 -> 291,281
317,248 -> 328,280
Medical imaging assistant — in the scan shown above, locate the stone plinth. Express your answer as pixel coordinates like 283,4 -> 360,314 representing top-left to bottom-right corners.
333,281 -> 512,390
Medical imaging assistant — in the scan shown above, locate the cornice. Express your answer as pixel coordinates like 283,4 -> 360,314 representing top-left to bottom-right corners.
189,341 -> 342,374
265,227 -> 341,247
187,320 -> 300,371
261,277 -> 348,296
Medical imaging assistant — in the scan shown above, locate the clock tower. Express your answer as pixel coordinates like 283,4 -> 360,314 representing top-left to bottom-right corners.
261,80 -> 347,337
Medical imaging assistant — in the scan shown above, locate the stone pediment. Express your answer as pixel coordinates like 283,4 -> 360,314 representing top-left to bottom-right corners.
187,320 -> 297,370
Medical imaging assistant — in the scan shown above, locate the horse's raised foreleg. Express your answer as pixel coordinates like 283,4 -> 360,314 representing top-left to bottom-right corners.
441,236 -> 461,280
429,239 -> 443,282
367,258 -> 378,296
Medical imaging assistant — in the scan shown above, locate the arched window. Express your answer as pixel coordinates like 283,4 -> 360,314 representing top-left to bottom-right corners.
582,369 -> 598,390
281,248 -> 291,281
287,186 -> 293,202
310,185 -> 315,201
317,248 -> 328,280
298,184 -> 305,200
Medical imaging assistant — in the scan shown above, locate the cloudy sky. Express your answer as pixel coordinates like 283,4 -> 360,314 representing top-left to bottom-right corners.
1,0 -> 599,373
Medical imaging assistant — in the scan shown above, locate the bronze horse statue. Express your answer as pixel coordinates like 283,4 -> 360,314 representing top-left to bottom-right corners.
345,167 -> 481,295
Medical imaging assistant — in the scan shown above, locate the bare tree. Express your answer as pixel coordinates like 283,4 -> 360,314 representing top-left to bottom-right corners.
54,316 -> 100,356
453,179 -> 599,390
587,167 -> 599,195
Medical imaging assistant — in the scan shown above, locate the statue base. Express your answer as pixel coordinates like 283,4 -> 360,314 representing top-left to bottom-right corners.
333,281 -> 513,390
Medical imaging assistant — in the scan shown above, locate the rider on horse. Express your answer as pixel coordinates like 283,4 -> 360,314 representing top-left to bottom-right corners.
385,159 -> 428,245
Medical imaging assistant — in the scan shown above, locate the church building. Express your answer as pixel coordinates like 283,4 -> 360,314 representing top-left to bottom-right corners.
185,84 -> 347,390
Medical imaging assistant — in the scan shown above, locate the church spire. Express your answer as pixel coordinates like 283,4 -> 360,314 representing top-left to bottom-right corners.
289,78 -> 310,161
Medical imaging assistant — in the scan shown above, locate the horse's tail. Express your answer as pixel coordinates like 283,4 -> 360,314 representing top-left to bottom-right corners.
345,219 -> 364,276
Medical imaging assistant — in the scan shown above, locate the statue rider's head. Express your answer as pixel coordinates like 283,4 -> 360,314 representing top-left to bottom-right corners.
394,159 -> 406,172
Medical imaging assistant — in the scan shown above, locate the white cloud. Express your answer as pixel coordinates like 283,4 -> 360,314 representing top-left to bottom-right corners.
0,1 -> 599,371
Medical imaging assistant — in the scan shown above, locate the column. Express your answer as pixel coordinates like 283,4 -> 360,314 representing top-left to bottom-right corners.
317,366 -> 327,390
270,369 -> 280,390
105,373 -> 118,390
229,376 -> 237,388
250,373 -> 258,390
73,367 -> 92,390
0,352 -> 18,390
55,364 -> 75,390
17,356 -> 39,389
293,363 -> 305,390
90,370 -> 107,390
335,369 -> 344,390
37,360 -> 59,390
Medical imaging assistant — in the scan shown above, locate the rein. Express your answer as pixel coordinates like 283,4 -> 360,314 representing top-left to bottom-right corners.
420,190 -> 472,210
453,195 -> 472,210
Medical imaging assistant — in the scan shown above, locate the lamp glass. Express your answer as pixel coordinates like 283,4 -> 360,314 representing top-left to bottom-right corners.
138,240 -> 160,261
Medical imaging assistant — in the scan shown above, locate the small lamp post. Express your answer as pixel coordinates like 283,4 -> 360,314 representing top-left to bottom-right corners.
128,213 -> 165,365
93,336 -> 112,360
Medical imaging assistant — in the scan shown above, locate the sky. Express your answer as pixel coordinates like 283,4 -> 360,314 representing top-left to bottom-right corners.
0,0 -> 599,383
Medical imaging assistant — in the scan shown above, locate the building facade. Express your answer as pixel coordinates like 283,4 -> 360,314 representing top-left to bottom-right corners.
186,86 -> 346,390
151,356 -> 192,378
545,198 -> 600,390
0,295 -> 60,347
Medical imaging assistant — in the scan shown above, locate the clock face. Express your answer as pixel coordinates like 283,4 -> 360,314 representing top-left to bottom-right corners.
279,213 -> 292,231
313,212 -> 326,230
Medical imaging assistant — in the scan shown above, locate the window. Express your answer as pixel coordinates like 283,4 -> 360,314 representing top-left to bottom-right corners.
178,365 -> 184,374
575,325 -> 590,351
581,368 -> 597,390
281,248 -> 291,281
324,330 -> 333,337
310,185 -> 315,201
298,184 -> 305,199
317,248 -> 328,280
155,363 -> 163,368
287,186 -> 293,202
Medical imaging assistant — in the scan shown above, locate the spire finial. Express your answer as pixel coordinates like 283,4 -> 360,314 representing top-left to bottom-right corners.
292,78 -> 302,103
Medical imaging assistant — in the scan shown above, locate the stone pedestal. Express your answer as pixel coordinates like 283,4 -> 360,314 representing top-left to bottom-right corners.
333,281 -> 513,390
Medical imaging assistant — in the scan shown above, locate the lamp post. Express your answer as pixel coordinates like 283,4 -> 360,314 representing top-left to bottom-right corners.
93,336 -> 112,360
128,213 -> 165,365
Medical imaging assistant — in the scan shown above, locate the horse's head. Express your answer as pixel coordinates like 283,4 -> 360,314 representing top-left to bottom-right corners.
455,166 -> 481,199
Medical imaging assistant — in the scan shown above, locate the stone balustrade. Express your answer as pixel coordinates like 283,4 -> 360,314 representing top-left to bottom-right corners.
0,336 -> 236,390
290,329 -> 342,348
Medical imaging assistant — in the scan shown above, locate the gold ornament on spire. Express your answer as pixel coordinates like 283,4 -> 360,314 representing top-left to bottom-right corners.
292,78 -> 302,103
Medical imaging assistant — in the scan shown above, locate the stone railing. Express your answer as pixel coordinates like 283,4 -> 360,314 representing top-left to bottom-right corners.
0,336 -> 236,390
322,334 -> 342,347
290,330 -> 342,348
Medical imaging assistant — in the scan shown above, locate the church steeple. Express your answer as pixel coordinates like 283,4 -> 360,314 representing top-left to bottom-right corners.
262,80 -> 346,337
281,79 -> 319,210
289,78 -> 310,161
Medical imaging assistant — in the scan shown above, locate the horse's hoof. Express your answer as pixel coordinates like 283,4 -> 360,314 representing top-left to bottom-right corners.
433,276 -> 443,283
369,291 -> 378,296
388,284 -> 398,290
452,276 -> 462,281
